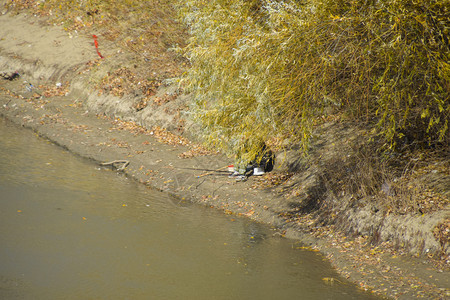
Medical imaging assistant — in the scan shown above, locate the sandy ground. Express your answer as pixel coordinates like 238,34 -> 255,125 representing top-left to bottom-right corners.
0,9 -> 449,299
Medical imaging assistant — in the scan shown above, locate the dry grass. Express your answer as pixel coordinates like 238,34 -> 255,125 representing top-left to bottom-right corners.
275,122 -> 449,217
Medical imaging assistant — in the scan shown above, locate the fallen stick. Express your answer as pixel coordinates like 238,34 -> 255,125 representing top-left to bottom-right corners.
100,160 -> 129,171
176,166 -> 229,173
196,165 -> 229,178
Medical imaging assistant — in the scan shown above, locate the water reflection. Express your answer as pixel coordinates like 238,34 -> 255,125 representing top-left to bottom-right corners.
0,118 -> 379,299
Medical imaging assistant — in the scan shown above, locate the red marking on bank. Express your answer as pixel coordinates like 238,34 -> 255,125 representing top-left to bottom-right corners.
92,34 -> 104,59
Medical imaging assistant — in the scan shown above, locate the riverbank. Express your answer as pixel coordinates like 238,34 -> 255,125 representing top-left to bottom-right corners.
0,7 -> 448,299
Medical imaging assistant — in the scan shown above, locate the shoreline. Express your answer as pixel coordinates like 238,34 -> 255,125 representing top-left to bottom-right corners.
1,10 -> 448,299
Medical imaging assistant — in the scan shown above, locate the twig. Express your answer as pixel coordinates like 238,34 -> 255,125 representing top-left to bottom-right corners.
100,160 -> 130,171
195,178 -> 206,189
196,165 -> 229,178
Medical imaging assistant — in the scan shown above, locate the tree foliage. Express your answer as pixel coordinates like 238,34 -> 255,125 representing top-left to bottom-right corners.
179,0 -> 449,162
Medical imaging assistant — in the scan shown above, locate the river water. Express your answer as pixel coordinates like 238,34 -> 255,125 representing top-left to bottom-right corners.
0,118 -> 378,299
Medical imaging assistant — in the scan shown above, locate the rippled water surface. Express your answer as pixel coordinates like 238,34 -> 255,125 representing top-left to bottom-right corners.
0,118 -> 379,299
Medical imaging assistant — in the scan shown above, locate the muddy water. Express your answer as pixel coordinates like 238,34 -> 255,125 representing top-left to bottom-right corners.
0,118 -> 379,299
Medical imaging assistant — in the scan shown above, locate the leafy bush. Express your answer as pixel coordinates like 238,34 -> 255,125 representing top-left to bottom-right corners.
179,0 -> 449,163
